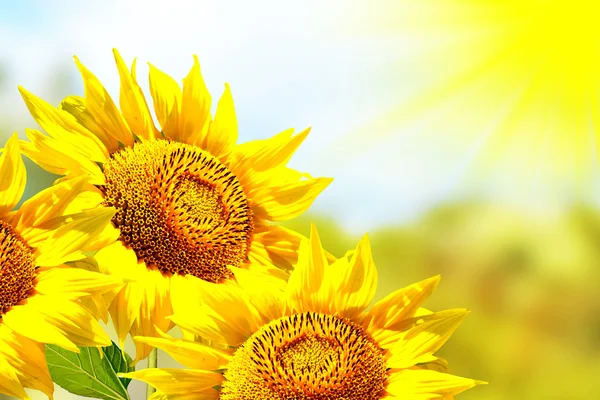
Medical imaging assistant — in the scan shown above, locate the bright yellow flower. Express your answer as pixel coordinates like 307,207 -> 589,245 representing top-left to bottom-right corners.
122,225 -> 484,399
19,49 -> 332,362
0,134 -> 122,399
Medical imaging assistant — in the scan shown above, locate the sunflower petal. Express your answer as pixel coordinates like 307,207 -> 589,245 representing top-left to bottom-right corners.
2,295 -> 110,352
113,49 -> 159,140
251,177 -> 333,221
22,129 -> 105,184
0,354 -> 27,399
148,62 -> 182,137
11,175 -> 88,243
34,207 -> 117,267
34,265 -> 123,299
329,234 -> 377,319
286,224 -> 327,313
385,369 -> 485,398
231,128 -> 310,176
129,268 -> 174,363
95,241 -> 172,356
149,391 -> 217,400
0,134 -> 26,216
74,56 -> 134,147
60,95 -> 119,152
387,310 -> 469,369
132,335 -> 231,370
119,369 -> 222,395
170,278 -> 260,346
231,267 -> 286,323
18,86 -> 108,162
248,224 -> 305,270
365,275 -> 441,344
179,55 -> 212,144
0,324 -> 54,399
195,83 -> 236,159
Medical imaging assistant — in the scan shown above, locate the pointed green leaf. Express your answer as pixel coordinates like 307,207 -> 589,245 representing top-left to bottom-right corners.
46,341 -> 134,400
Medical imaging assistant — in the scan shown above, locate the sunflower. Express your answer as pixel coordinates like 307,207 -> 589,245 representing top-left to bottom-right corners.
18,49 -> 332,362
0,134 -> 123,399
122,225 -> 484,399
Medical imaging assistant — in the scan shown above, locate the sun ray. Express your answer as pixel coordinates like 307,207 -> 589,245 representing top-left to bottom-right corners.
332,0 -> 600,197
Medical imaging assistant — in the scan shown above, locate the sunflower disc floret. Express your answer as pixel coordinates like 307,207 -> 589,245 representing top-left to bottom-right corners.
102,139 -> 253,282
0,220 -> 35,316
220,312 -> 387,399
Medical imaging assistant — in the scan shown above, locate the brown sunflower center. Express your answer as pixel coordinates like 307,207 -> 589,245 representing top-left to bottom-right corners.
220,312 -> 387,400
100,140 -> 253,282
0,220 -> 36,317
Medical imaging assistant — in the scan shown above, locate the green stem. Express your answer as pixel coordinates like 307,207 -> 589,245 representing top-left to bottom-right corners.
146,348 -> 158,398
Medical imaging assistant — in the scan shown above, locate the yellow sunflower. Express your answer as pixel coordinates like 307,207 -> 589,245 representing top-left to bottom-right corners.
0,134 -> 122,399
122,225 -> 484,399
18,49 -> 332,362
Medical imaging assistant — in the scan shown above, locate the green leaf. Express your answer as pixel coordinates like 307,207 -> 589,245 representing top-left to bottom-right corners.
46,341 -> 135,400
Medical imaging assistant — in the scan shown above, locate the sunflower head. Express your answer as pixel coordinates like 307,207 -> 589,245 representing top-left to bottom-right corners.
0,133 -> 123,399
18,49 -> 332,362
123,225 -> 485,399
221,311 -> 387,399
100,139 -> 253,282
0,220 -> 35,316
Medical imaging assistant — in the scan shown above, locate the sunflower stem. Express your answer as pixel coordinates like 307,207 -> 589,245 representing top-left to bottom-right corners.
146,348 -> 158,398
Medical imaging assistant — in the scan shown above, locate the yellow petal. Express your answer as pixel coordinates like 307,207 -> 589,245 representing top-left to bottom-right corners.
170,278 -> 260,346
74,56 -> 134,147
18,139 -> 66,176
132,334 -> 231,370
387,310 -> 469,369
11,175 -> 88,243
95,241 -> 172,357
418,357 -> 450,374
0,354 -> 27,399
0,324 -> 54,399
128,269 -> 174,363
385,369 -> 485,398
60,95 -> 120,153
149,391 -> 217,400
231,267 -> 286,323
113,49 -> 159,140
120,369 -> 222,395
231,128 -> 310,179
194,83 -> 236,159
35,265 -> 123,299
365,275 -> 441,346
22,128 -> 105,184
18,86 -> 108,162
286,224 -> 328,313
0,133 -> 26,216
2,295 -> 110,352
34,207 -> 117,267
148,62 -> 182,138
179,55 -> 212,144
59,183 -> 105,217
251,177 -> 333,221
72,255 -> 117,323
80,292 -> 111,324
329,233 -> 377,319
247,224 -> 306,271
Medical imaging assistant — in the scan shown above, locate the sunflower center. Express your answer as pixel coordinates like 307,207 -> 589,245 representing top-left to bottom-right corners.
220,312 -> 387,399
101,140 -> 253,282
0,220 -> 36,317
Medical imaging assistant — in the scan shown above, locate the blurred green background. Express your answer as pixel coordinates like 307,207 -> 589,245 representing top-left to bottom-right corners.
2,1 -> 600,399
287,206 -> 600,399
